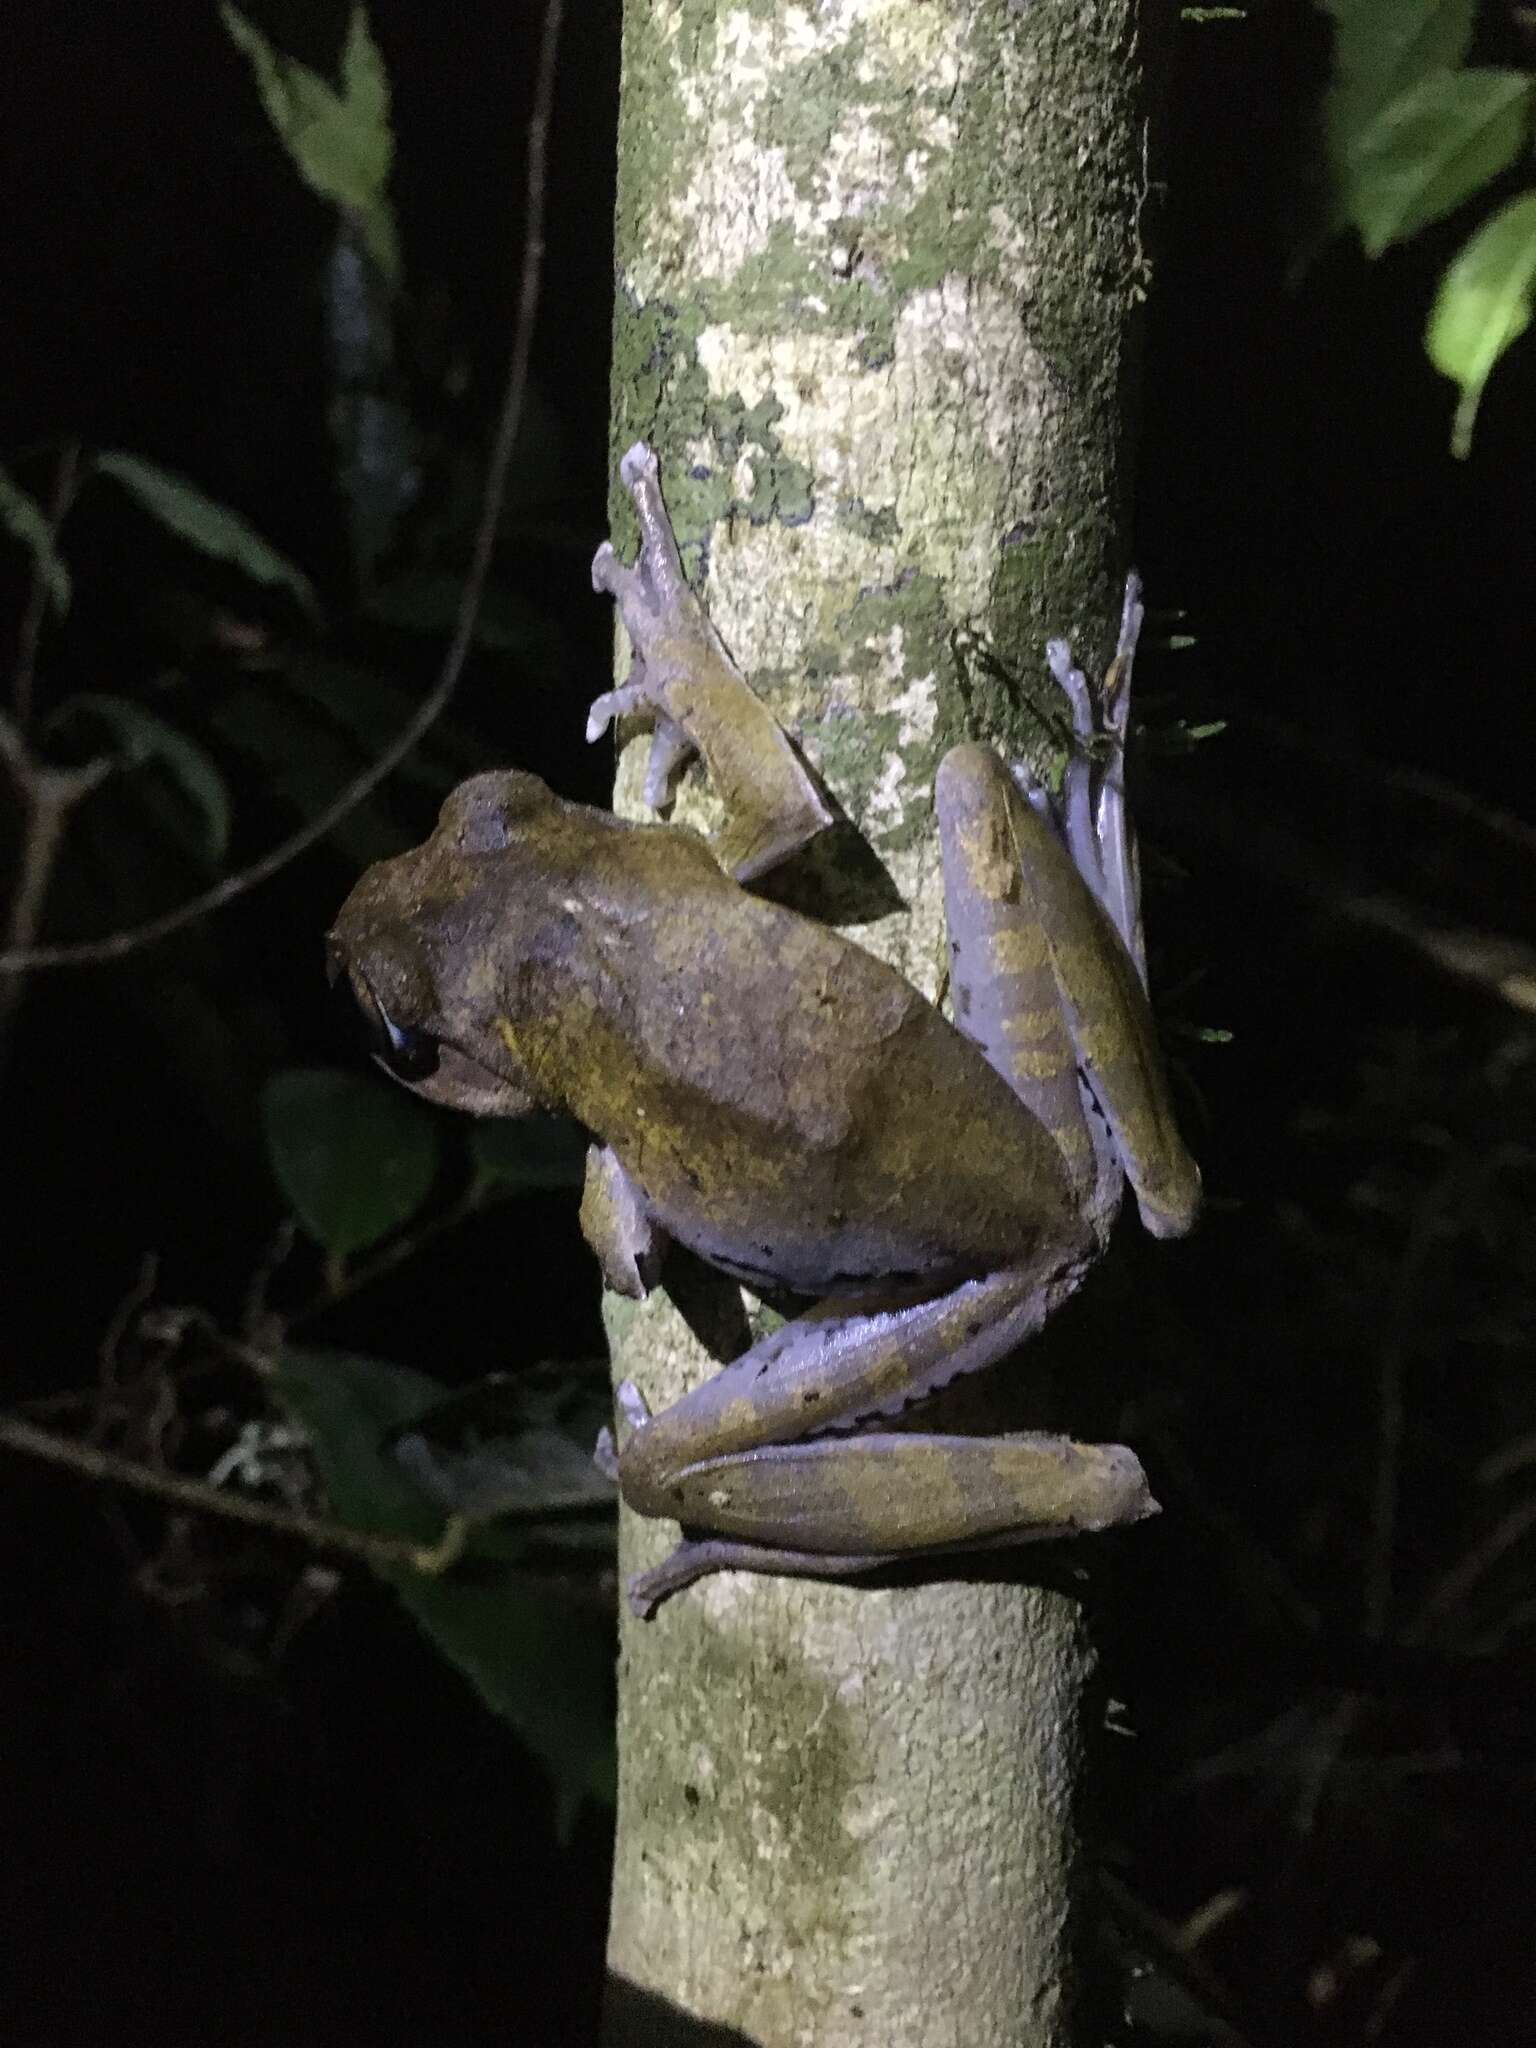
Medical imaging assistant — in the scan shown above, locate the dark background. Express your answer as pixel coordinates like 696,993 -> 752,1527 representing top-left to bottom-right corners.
3,4 -> 1534,2045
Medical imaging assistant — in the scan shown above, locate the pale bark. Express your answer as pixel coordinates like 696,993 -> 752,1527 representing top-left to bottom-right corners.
601,5 -> 1153,2043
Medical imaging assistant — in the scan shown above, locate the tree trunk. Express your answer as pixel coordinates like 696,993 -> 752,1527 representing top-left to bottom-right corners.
600,5 -> 1154,2042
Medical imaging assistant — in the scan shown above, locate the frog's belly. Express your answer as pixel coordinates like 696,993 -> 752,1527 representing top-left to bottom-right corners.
665,1205 -> 968,1297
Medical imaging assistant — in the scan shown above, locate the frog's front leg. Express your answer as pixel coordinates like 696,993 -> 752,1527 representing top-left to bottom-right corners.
579,1144 -> 667,1300
603,1252 -> 1155,1619
589,442 -> 832,881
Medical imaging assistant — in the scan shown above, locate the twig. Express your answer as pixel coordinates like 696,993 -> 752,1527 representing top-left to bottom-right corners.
1098,1870 -> 1257,2048
287,1182 -> 495,1330
1147,778 -> 1536,1016
1407,1495 -> 1536,1647
1142,1417 -> 1321,1636
0,716 -> 112,1080
91,1250 -> 162,1433
1248,711 -> 1536,865
1478,1432 -> 1536,1486
1337,897 -> 1536,1017
1365,1335 -> 1404,1641
11,437 -> 80,730
0,1408 -> 458,1576
0,0 -> 565,977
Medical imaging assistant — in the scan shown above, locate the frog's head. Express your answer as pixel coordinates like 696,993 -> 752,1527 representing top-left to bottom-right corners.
327,769 -> 562,1119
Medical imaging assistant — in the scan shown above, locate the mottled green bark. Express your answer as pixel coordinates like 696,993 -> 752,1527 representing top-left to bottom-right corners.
601,5 -> 1151,2043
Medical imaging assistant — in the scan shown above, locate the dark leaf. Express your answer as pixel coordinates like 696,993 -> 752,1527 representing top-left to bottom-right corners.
262,1067 -> 440,1257
469,1115 -> 589,1193
276,1345 -> 615,1830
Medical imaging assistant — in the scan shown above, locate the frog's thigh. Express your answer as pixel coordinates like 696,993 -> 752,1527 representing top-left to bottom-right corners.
935,745 -> 1098,1203
937,746 -> 1199,1239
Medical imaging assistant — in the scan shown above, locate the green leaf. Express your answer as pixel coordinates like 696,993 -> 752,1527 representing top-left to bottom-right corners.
1320,0 -> 1475,149
220,3 -> 399,284
340,4 -> 389,141
469,1115 -> 589,1193
262,1067 -> 440,1257
95,452 -> 317,614
1343,69 -> 1533,256
62,693 -> 231,864
0,464 -> 70,613
1426,190 -> 1536,456
276,1346 -> 615,1830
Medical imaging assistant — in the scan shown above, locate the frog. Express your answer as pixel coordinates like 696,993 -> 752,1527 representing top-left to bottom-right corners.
328,442 -> 1201,1619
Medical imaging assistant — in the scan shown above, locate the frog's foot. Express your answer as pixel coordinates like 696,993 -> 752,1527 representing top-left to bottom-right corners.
1030,571 -> 1146,973
584,672 -> 642,744
591,439 -> 833,880
1042,637 -> 1095,748
614,1378 -> 652,1430
624,1537 -> 901,1621
592,1381 -> 652,1486
618,442 -> 691,610
584,669 -> 695,810
1040,571 -> 1142,753
590,537 -> 638,608
589,452 -> 706,808
580,1147 -> 670,1295
589,443 -> 690,642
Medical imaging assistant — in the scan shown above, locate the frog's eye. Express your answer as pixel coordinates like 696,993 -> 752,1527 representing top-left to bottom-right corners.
329,950 -> 441,1083
367,998 -> 441,1083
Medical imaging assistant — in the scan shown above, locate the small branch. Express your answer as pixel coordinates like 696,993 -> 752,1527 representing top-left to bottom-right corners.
1153,777 -> 1536,1018
1407,1495 -> 1536,1647
1142,1417 -> 1321,1637
1364,1340 -> 1404,1641
0,0 -> 565,978
288,1183 -> 494,1331
1369,1155 -> 1491,1640
11,437 -> 81,730
1337,896 -> 1536,1018
0,718 -> 112,1083
1248,712 -> 1536,866
1479,1433 -> 1536,1486
1099,1871 -> 1257,2048
0,1408 -> 455,1576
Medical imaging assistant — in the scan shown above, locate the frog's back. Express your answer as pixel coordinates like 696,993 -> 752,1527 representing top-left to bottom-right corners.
547,815 -> 1082,1296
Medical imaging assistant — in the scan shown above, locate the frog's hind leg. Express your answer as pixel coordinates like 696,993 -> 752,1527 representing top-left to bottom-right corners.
936,743 -> 1119,1233
604,1320 -> 1156,1620
1044,570 -> 1145,976
936,729 -> 1199,1242
619,1428 -> 1155,1624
